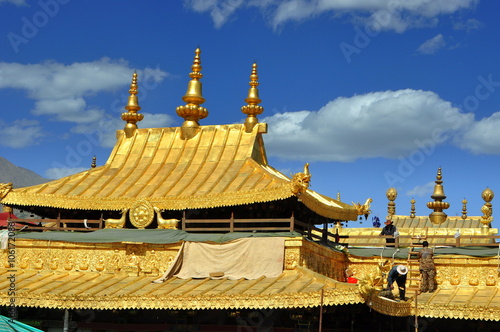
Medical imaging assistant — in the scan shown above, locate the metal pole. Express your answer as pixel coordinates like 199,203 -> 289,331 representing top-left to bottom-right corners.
318,288 -> 324,332
63,309 -> 69,332
414,290 -> 418,332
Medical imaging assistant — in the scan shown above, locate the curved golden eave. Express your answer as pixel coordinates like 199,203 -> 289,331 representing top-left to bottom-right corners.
2,123 -> 358,220
0,267 -> 362,310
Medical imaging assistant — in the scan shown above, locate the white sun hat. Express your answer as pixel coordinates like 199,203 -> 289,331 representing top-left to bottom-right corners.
396,265 -> 408,275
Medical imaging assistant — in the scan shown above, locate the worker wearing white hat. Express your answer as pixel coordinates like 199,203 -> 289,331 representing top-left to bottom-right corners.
387,265 -> 408,300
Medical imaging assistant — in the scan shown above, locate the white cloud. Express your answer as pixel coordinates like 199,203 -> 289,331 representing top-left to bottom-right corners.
406,181 -> 435,197
453,18 -> 483,31
0,59 -> 169,144
455,111 -> 500,155
185,0 -> 479,32
185,0 -> 244,28
0,119 -> 44,148
417,34 -> 446,54
0,58 -> 130,99
45,167 -> 88,180
71,112 -> 176,149
263,89 -> 474,162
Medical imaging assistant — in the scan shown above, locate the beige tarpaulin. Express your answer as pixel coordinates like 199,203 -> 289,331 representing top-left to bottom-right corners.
154,237 -> 285,282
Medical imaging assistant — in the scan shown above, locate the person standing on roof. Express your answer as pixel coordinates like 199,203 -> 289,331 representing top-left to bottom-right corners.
380,219 -> 397,247
387,265 -> 408,300
418,241 -> 436,293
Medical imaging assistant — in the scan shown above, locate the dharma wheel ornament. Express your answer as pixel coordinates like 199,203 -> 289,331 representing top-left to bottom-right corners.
427,168 -> 450,225
176,48 -> 208,140
129,199 -> 155,229
480,188 -> 494,229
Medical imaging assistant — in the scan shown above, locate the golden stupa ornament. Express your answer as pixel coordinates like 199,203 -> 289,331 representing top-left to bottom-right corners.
480,188 -> 494,227
176,48 -> 208,139
386,187 -> 397,220
426,168 -> 450,225
410,198 -> 416,219
121,72 -> 144,138
241,62 -> 264,132
461,198 -> 468,220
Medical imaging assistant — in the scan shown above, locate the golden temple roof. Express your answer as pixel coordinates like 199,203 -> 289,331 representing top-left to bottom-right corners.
0,266 -> 361,310
1,52 -> 359,221
2,123 -> 355,220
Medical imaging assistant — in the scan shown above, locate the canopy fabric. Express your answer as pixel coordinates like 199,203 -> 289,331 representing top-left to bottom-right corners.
0,315 -> 44,332
154,237 -> 285,281
15,228 -> 301,244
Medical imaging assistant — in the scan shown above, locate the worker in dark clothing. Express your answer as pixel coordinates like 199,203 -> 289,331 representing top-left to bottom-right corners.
387,265 -> 408,300
418,241 -> 436,293
380,219 -> 397,246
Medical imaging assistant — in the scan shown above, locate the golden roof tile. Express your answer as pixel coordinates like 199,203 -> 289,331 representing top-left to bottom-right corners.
0,267 -> 362,310
3,123 -> 358,220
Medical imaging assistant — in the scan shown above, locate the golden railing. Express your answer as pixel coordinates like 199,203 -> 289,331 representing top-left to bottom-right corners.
343,234 -> 500,247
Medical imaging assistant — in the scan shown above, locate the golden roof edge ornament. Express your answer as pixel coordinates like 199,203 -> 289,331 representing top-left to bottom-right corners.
480,187 -> 494,230
427,167 -> 450,225
461,198 -> 468,220
291,163 -> 311,198
241,62 -> 264,132
176,48 -> 208,140
352,198 -> 372,220
410,198 -> 416,219
386,187 -> 397,220
0,182 -> 13,200
121,72 -> 144,138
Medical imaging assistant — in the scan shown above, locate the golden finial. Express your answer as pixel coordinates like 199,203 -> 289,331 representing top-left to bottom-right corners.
91,156 -> 96,168
241,62 -> 264,132
461,198 -> 468,220
386,187 -> 397,220
427,168 -> 450,224
121,72 -> 144,137
480,188 -> 494,228
176,48 -> 208,139
410,198 -> 416,219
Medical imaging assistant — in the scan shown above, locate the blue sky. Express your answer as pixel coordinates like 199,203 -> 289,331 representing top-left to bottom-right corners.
0,0 -> 499,229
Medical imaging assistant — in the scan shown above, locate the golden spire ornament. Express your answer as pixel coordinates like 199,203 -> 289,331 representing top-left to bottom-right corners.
121,72 -> 144,137
410,198 -> 416,219
427,168 -> 450,224
176,48 -> 208,139
461,198 -> 468,220
480,188 -> 494,231
241,62 -> 264,132
386,187 -> 397,220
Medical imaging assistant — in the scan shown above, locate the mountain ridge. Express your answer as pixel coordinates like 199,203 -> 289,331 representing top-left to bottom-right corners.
0,156 -> 50,188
